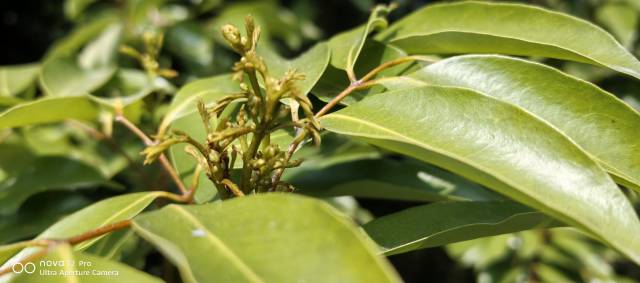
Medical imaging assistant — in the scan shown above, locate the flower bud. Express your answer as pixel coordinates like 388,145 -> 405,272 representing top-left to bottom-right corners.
222,24 -> 241,46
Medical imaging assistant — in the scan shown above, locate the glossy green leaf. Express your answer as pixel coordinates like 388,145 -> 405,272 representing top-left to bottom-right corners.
8,244 -> 162,283
85,229 -> 138,260
411,55 -> 640,191
132,194 -> 401,283
328,4 -> 394,76
0,194 -> 90,244
314,39 -> 409,104
166,21 -> 214,74
1,192 -> 167,270
39,192 -> 165,249
78,24 -> 122,69
364,201 -> 558,255
0,96 -> 98,129
320,86 -> 640,264
45,14 -> 118,60
0,64 -> 39,97
0,156 -> 105,215
159,74 -> 239,134
376,1 -> 640,79
0,97 -> 24,107
208,1 -> 318,50
596,2 -> 638,49
165,72 -> 296,202
289,158 -> 500,202
162,74 -> 240,202
39,58 -> 116,97
91,70 -> 173,109
259,42 -> 330,96
0,243 -> 31,267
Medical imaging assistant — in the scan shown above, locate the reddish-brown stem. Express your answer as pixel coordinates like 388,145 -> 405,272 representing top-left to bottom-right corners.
0,188 -> 193,278
0,220 -> 132,277
66,119 -> 147,180
67,219 -> 132,245
270,56 -> 431,191
315,81 -> 375,118
359,55 -> 433,83
0,248 -> 50,277
115,115 -> 189,195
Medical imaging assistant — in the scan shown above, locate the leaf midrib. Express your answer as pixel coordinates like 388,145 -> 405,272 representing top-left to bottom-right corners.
168,205 -> 264,283
321,113 -> 618,247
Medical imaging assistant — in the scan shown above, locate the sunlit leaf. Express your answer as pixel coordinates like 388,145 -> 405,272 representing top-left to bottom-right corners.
411,55 -> 640,191
0,64 -> 39,97
364,201 -> 558,255
0,96 -> 98,129
39,58 -> 116,97
0,156 -> 105,215
132,194 -> 401,283
320,85 -> 640,264
377,1 -> 640,79
9,244 -> 162,283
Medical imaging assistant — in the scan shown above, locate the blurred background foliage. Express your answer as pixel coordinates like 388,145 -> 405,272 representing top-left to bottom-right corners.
1,0 -> 639,282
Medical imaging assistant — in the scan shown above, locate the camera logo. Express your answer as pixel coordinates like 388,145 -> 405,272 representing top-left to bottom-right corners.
12,262 -> 36,274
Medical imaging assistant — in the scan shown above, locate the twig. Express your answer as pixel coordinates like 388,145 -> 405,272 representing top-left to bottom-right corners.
183,165 -> 203,203
0,220 -> 132,277
66,119 -> 146,178
0,191 -> 191,277
115,115 -> 189,195
0,248 -> 50,277
271,56 -> 431,190
66,220 -> 132,245
222,179 -> 245,197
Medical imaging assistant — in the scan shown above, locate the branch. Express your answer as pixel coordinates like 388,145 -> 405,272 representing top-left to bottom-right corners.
115,115 -> 189,195
270,56 -> 432,190
0,220 -> 131,277
0,191 -> 190,277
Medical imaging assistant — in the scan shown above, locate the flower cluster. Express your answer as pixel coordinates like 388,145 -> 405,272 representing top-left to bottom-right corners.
143,16 -> 320,199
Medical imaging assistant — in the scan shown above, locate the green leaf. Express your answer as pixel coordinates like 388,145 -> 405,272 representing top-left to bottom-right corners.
164,73 -> 293,203
39,58 -> 116,97
320,86 -> 640,264
411,55 -> 640,192
208,1 -> 317,50
377,1 -> 640,79
364,201 -> 559,255
1,192 -> 167,269
78,24 -> 122,69
596,2 -> 638,49
0,64 -> 39,97
39,192 -> 165,248
0,194 -> 90,244
0,156 -> 105,215
259,42 -> 330,96
0,96 -> 98,129
160,74 -> 239,134
45,13 -> 118,60
289,158 -> 500,202
132,194 -> 401,283
328,4 -> 395,77
0,97 -> 25,107
90,70 -> 173,109
9,244 -> 162,283
314,40 -> 409,104
161,74 -> 240,202
64,0 -> 98,20
0,243 -> 31,267
166,21 -> 214,74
